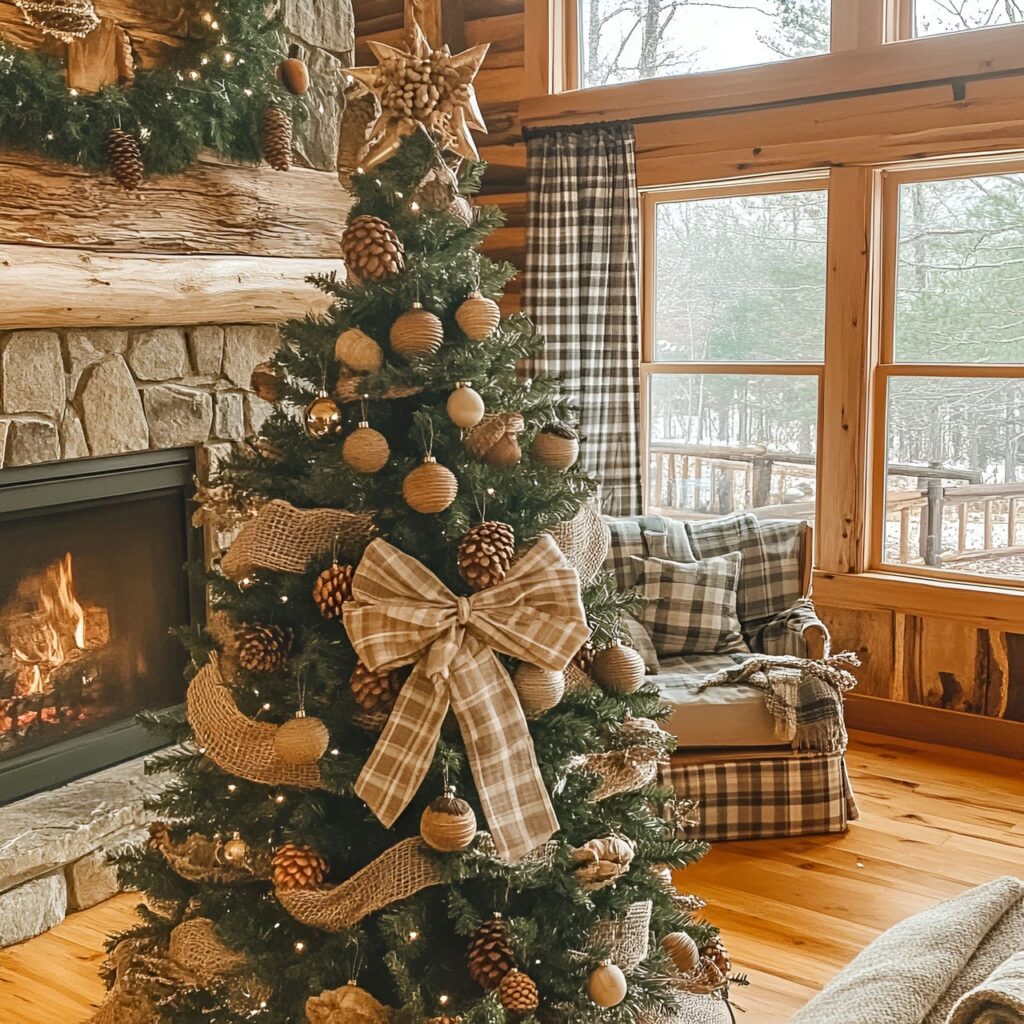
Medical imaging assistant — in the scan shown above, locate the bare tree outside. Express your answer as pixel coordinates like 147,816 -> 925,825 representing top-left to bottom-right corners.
915,0 -> 1023,36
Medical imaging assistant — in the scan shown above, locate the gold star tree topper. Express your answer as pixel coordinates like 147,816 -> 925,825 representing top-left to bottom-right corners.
347,17 -> 490,170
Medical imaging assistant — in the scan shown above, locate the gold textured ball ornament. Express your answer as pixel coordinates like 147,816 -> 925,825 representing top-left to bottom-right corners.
592,643 -> 646,695
513,664 -> 565,719
221,833 -> 249,864
343,422 -> 390,474
587,961 -> 627,1008
335,327 -> 384,372
447,382 -> 485,429
498,969 -> 539,1014
420,788 -> 478,852
663,931 -> 701,974
532,424 -> 580,470
390,302 -> 444,359
455,291 -> 501,341
304,393 -> 343,439
403,457 -> 458,514
273,711 -> 330,765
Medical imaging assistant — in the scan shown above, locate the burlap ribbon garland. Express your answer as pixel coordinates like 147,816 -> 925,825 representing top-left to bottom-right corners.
344,534 -> 589,862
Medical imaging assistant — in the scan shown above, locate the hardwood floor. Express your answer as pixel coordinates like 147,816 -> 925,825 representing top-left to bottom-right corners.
1,730 -> 1022,1024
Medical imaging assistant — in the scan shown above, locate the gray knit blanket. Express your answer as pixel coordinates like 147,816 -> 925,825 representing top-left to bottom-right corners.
697,651 -> 859,754
949,951 -> 1024,1024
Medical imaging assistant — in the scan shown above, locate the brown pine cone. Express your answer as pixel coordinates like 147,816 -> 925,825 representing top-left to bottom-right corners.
341,215 -> 405,281
262,105 -> 292,171
236,624 -> 293,673
457,521 -> 516,592
312,562 -> 354,621
498,969 -> 539,1013
271,842 -> 327,890
702,935 -> 732,976
467,916 -> 515,991
349,661 -> 405,715
106,127 -> 143,190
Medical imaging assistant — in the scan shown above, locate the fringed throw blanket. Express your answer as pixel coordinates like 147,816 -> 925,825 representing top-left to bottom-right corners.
698,651 -> 859,753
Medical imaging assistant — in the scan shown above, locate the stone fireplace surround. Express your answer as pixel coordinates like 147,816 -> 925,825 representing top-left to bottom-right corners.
0,323 -> 281,947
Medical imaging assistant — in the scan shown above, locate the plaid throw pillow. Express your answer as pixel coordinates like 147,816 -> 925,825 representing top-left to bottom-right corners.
635,553 -> 749,657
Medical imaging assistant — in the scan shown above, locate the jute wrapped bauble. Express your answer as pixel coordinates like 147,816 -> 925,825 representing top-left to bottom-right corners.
343,423 -> 390,474
335,328 -> 383,372
587,961 -> 627,1007
273,712 -> 329,765
663,932 -> 701,974
420,788 -> 477,852
456,291 -> 501,341
532,425 -> 580,470
487,433 -> 522,467
513,665 -> 565,719
592,644 -> 646,694
403,457 -> 458,513
306,981 -> 391,1024
250,361 -> 284,402
390,303 -> 443,359
447,382 -> 485,429
304,394 -> 343,439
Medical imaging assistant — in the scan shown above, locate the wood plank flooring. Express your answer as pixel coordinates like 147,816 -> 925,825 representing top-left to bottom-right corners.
1,730 -> 1022,1024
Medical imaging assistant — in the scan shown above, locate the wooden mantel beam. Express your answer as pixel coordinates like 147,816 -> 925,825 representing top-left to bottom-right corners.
404,0 -> 465,51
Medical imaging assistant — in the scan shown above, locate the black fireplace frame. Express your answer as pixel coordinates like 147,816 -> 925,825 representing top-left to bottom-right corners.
0,448 -> 203,804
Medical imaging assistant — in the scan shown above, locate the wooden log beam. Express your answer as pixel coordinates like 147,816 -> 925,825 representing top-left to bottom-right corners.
0,152 -> 351,257
0,245 -> 343,328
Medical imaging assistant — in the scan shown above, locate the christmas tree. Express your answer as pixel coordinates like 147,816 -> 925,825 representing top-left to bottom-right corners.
96,22 -> 722,1024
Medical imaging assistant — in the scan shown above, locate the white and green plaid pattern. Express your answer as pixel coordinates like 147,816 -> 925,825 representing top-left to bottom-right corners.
635,553 -> 748,657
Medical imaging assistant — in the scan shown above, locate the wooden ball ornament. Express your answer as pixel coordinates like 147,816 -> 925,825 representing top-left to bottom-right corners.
486,433 -> 521,467
276,43 -> 310,95
447,382 -> 485,429
456,291 -> 501,341
420,787 -> 477,852
592,643 -> 646,694
587,961 -> 627,1008
343,422 -> 390,474
533,424 -> 580,470
304,393 -> 343,439
663,932 -> 701,974
221,832 -> 249,864
390,302 -> 443,359
513,664 -> 565,719
403,457 -> 458,513
335,327 -> 383,372
273,711 -> 330,765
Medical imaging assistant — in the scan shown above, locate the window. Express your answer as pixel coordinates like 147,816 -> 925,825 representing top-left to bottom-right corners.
644,180 -> 828,520
577,0 -> 830,89
875,166 -> 1024,583
913,0 -> 1023,37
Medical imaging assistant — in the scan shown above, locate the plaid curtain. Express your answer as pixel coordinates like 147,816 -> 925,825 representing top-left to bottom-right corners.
525,123 -> 643,516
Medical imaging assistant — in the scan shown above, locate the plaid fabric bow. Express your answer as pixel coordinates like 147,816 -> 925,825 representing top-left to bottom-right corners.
344,534 -> 589,862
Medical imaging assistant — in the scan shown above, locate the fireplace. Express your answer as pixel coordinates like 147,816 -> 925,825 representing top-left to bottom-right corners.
0,449 -> 202,803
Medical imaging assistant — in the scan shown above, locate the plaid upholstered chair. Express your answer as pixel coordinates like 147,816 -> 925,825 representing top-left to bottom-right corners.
603,512 -> 858,840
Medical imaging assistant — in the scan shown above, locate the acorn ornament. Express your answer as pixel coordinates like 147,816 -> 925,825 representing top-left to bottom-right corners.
592,643 -> 646,694
587,961 -> 627,1008
304,392 -> 343,439
276,43 -> 310,95
499,970 -> 539,1014
403,457 -> 458,514
447,382 -> 485,429
221,833 -> 249,864
273,710 -> 330,765
343,422 -> 390,474
663,932 -> 701,974
456,292 -> 501,341
420,787 -> 477,852
532,424 -> 580,470
335,328 -> 383,372
390,303 -> 444,359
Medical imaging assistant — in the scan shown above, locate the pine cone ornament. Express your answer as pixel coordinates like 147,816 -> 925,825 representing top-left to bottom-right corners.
457,521 -> 516,591
468,916 -> 515,991
236,624 -> 293,673
262,105 -> 293,171
312,562 -> 354,621
350,661 -> 405,715
499,970 -> 539,1014
105,127 -> 143,191
342,214 -> 405,281
271,842 -> 327,890
702,935 -> 731,976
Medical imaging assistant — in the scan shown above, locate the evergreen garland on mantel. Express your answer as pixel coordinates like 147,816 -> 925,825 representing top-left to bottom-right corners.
0,0 -> 304,177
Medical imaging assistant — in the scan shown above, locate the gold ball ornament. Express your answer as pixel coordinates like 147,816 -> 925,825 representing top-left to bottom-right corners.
447,382 -> 485,429
663,932 -> 701,974
335,327 -> 384,372
343,422 -> 390,474
420,787 -> 478,852
403,457 -> 458,514
273,712 -> 330,765
305,980 -> 391,1024
485,433 -> 521,467
304,393 -> 343,439
592,643 -> 646,694
390,302 -> 444,359
532,425 -> 580,470
498,969 -> 539,1014
221,833 -> 249,864
513,665 -> 565,719
455,292 -> 501,341
250,360 -> 284,402
587,961 -> 627,1008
